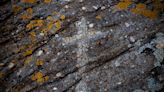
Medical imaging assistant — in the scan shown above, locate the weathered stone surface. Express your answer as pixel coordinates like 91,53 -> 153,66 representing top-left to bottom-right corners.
0,0 -> 164,92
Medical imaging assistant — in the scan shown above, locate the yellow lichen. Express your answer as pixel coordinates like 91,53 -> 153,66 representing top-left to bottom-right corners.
52,11 -> 59,15
15,46 -> 26,53
26,20 -> 44,30
116,1 -> 132,10
21,0 -> 36,3
44,0 -> 52,3
29,32 -> 36,37
31,72 -> 49,83
41,28 -> 48,34
23,50 -> 33,56
20,8 -> 33,20
60,15 -> 66,20
24,56 -> 32,65
36,78 -> 45,83
47,22 -> 54,30
46,16 -> 53,21
29,32 -> 36,43
36,59 -> 44,66
55,20 -> 62,30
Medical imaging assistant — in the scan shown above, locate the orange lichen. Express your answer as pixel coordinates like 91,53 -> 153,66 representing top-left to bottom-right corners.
23,50 -> 33,56
136,3 -> 146,9
36,59 -> 44,66
20,8 -> 33,20
114,0 -> 163,19
21,14 -> 32,20
26,20 -> 44,30
44,76 -> 49,81
44,0 -> 52,3
142,10 -> 158,19
131,8 -> 142,14
60,15 -> 66,20
31,75 -> 36,81
95,15 -> 102,20
116,1 -> 132,10
29,32 -> 36,37
21,0 -> 36,3
35,72 -> 43,79
31,72 -> 49,83
131,3 -> 158,19
26,8 -> 33,14
13,5 -> 22,14
153,0 -> 164,10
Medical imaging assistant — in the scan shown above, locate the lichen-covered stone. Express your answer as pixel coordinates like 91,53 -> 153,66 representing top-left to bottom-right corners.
0,0 -> 164,92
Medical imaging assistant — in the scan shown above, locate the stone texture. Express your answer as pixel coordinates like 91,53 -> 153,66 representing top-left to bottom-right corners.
0,0 -> 164,92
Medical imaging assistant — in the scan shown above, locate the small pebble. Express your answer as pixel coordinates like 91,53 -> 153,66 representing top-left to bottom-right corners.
56,72 -> 62,77
39,33 -> 44,36
125,22 -> 130,27
93,6 -> 98,10
89,23 -> 94,28
37,50 -> 43,56
116,82 -> 122,85
128,44 -> 132,47
8,62 -> 14,69
53,87 -> 58,91
65,5 -> 69,9
55,34 -> 59,38
124,35 -> 128,38
101,6 -> 106,10
110,29 -> 113,32
82,7 -> 86,10
130,36 -> 135,42
121,14 -> 124,17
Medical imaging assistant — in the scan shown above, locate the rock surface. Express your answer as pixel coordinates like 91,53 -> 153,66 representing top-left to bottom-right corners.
0,0 -> 164,92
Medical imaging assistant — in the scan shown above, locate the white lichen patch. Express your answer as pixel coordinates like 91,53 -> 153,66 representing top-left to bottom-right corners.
61,18 -> 110,74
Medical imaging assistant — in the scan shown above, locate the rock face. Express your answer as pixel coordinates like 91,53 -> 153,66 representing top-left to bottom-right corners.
0,0 -> 164,92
